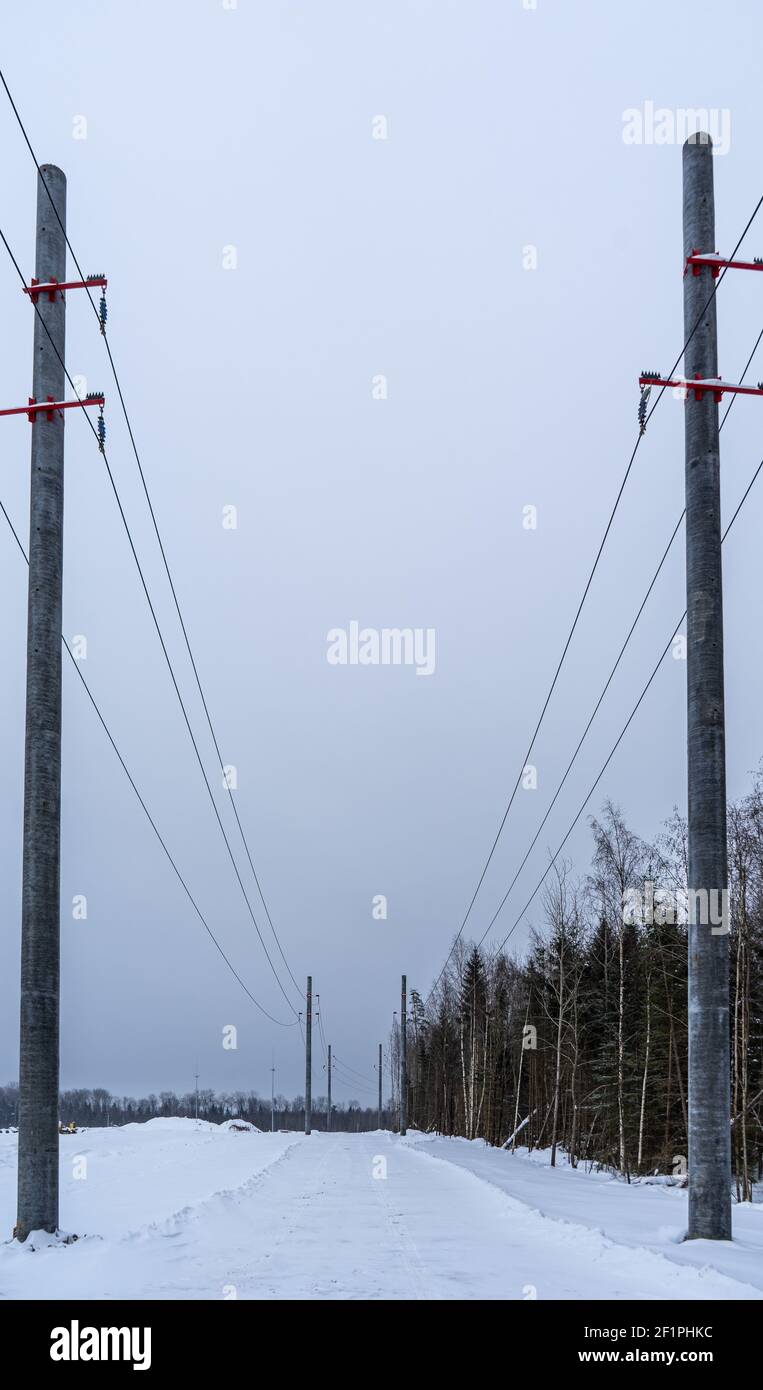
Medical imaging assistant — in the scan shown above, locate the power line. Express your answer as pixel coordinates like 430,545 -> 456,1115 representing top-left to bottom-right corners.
332,1054 -> 375,1085
332,1055 -> 371,1083
329,1064 -> 376,1098
471,323 -> 763,955
331,1052 -> 373,1081
0,219 -> 300,1020
427,190 -> 763,999
315,996 -> 328,1063
0,495 -> 295,1029
0,65 -> 303,1006
483,447 -> 763,960
316,1000 -> 363,1083
314,995 -> 376,1093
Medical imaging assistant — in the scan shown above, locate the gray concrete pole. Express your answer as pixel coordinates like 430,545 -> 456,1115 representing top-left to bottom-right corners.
15,166 -> 67,1242
378,1042 -> 382,1129
683,134 -> 731,1241
327,1043 -> 331,1132
305,976 -> 312,1136
400,976 -> 407,1136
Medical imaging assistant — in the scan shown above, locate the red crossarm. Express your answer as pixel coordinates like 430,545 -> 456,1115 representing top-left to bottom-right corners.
23,275 -> 107,303
0,394 -> 105,422
684,250 -> 763,278
639,372 -> 763,403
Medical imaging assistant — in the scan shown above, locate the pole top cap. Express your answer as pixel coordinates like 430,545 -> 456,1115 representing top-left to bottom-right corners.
684,131 -> 713,150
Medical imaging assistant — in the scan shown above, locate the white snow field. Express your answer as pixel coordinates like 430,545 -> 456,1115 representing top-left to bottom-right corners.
1,1121 -> 762,1300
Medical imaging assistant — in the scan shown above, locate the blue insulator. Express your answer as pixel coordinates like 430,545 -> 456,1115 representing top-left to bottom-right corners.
97,409 -> 106,452
99,293 -> 108,332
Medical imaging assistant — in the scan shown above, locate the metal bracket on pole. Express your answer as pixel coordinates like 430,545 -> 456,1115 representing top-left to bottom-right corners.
0,392 -> 105,423
639,371 -> 763,403
23,273 -> 107,303
684,249 -> 763,278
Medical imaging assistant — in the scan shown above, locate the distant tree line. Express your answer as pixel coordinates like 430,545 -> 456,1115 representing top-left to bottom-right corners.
397,782 -> 763,1197
0,1085 -> 390,1133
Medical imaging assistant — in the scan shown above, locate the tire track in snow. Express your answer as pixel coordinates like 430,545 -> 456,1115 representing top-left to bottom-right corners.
365,1133 -> 431,1300
235,1138 -> 337,1298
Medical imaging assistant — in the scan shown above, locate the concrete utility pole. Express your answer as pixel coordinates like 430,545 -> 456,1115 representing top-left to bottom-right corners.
378,1043 -> 383,1130
400,976 -> 407,1136
391,1013 -> 397,1126
271,1054 -> 275,1133
305,976 -> 312,1136
683,133 -> 731,1241
327,1044 -> 332,1132
15,166 -> 67,1242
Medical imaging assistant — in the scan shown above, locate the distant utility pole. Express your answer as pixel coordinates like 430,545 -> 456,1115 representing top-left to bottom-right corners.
378,1043 -> 382,1130
683,133 -> 731,1241
15,166 -> 67,1242
194,1069 -> 199,1123
305,976 -> 312,1136
271,1053 -> 275,1133
400,976 -> 407,1136
391,1014 -> 397,1126
327,1044 -> 332,1132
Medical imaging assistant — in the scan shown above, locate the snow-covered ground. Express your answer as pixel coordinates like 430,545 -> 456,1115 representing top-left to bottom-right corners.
1,1121 -> 761,1300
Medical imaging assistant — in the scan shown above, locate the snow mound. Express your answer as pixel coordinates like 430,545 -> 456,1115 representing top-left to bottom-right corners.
14,1229 -> 79,1251
111,1117 -> 263,1135
124,1118 -> 217,1133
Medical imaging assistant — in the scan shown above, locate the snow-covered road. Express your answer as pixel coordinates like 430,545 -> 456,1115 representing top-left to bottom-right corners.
1,1123 -> 762,1300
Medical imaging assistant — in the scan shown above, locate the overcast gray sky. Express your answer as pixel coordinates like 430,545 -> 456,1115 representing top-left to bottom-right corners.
1,0 -> 762,1102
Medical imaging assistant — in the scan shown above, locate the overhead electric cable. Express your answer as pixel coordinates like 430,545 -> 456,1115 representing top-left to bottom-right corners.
0,494 -> 295,1028
470,324 -> 763,955
427,190 -> 763,999
483,449 -> 763,959
0,66 -> 304,1006
0,220 -> 299,1018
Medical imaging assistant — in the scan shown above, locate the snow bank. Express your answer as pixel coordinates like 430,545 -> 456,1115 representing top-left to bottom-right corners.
399,1132 -> 763,1296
